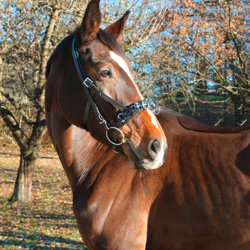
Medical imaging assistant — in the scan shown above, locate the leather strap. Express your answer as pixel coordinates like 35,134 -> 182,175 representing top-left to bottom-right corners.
71,38 -> 159,150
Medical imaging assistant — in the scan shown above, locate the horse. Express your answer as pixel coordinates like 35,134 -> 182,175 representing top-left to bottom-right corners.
45,0 -> 250,249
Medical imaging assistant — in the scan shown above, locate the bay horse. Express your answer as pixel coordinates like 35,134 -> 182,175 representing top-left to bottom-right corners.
45,0 -> 250,249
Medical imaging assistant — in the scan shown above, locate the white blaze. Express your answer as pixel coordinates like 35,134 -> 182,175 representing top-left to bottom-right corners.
109,51 -> 160,130
147,110 -> 160,129
110,51 -> 143,99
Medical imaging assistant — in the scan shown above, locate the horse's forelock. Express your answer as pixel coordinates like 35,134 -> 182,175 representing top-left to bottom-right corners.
45,28 -> 125,79
97,29 -> 124,55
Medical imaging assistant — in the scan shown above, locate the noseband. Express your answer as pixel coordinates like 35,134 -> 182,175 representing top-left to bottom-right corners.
71,38 -> 159,151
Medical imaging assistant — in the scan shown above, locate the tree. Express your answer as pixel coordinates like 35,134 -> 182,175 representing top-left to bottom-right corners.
0,0 -> 86,203
151,0 -> 250,124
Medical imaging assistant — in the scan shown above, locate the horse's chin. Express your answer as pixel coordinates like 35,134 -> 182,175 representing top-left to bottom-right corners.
123,142 -> 165,171
138,158 -> 164,170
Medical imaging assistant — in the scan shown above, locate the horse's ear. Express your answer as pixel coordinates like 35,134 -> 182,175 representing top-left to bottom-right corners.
76,0 -> 101,45
105,10 -> 130,42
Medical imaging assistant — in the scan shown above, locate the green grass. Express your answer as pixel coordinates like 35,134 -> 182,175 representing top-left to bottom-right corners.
0,146 -> 87,249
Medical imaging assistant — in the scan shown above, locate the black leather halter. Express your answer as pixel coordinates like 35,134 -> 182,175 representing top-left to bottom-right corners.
71,38 -> 159,151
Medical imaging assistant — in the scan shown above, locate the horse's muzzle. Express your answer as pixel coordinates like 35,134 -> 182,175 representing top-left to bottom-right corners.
125,138 -> 167,170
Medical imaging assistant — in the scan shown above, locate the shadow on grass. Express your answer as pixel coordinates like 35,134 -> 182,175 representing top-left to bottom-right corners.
0,230 -> 87,249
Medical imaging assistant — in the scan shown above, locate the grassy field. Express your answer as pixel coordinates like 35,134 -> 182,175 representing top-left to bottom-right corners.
0,143 -> 87,249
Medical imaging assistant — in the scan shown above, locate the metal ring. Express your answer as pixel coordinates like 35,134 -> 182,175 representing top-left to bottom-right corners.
106,127 -> 126,146
153,106 -> 160,115
142,100 -> 149,109
117,113 -> 126,123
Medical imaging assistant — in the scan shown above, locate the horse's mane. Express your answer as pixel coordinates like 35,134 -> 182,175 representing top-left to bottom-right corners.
45,34 -> 74,79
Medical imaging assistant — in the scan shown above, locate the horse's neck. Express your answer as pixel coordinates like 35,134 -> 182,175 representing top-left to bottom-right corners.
54,122 -> 114,191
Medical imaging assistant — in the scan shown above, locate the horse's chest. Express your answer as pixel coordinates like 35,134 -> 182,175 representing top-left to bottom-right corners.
73,191 -> 148,250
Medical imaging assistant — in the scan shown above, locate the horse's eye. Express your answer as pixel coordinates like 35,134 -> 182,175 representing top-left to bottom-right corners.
98,70 -> 111,78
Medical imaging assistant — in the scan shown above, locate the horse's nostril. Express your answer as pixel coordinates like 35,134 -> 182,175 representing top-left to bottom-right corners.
147,138 -> 161,161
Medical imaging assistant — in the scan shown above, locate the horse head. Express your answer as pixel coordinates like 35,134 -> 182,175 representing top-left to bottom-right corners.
57,0 -> 167,170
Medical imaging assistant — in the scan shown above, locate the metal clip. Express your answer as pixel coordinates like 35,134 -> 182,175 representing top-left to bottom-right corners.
99,115 -> 110,131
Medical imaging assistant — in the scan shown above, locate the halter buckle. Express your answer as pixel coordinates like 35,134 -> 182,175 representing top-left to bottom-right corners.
83,77 -> 93,88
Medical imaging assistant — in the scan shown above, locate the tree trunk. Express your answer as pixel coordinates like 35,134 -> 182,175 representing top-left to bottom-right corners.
10,149 -> 36,203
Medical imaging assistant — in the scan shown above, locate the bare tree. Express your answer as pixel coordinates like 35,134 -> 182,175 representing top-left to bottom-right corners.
154,0 -> 250,124
0,0 -> 86,202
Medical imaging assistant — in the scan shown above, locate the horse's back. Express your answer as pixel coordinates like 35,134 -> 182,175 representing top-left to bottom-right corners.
147,108 -> 250,249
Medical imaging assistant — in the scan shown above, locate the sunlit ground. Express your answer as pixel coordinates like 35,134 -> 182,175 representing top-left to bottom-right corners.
0,144 -> 87,249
